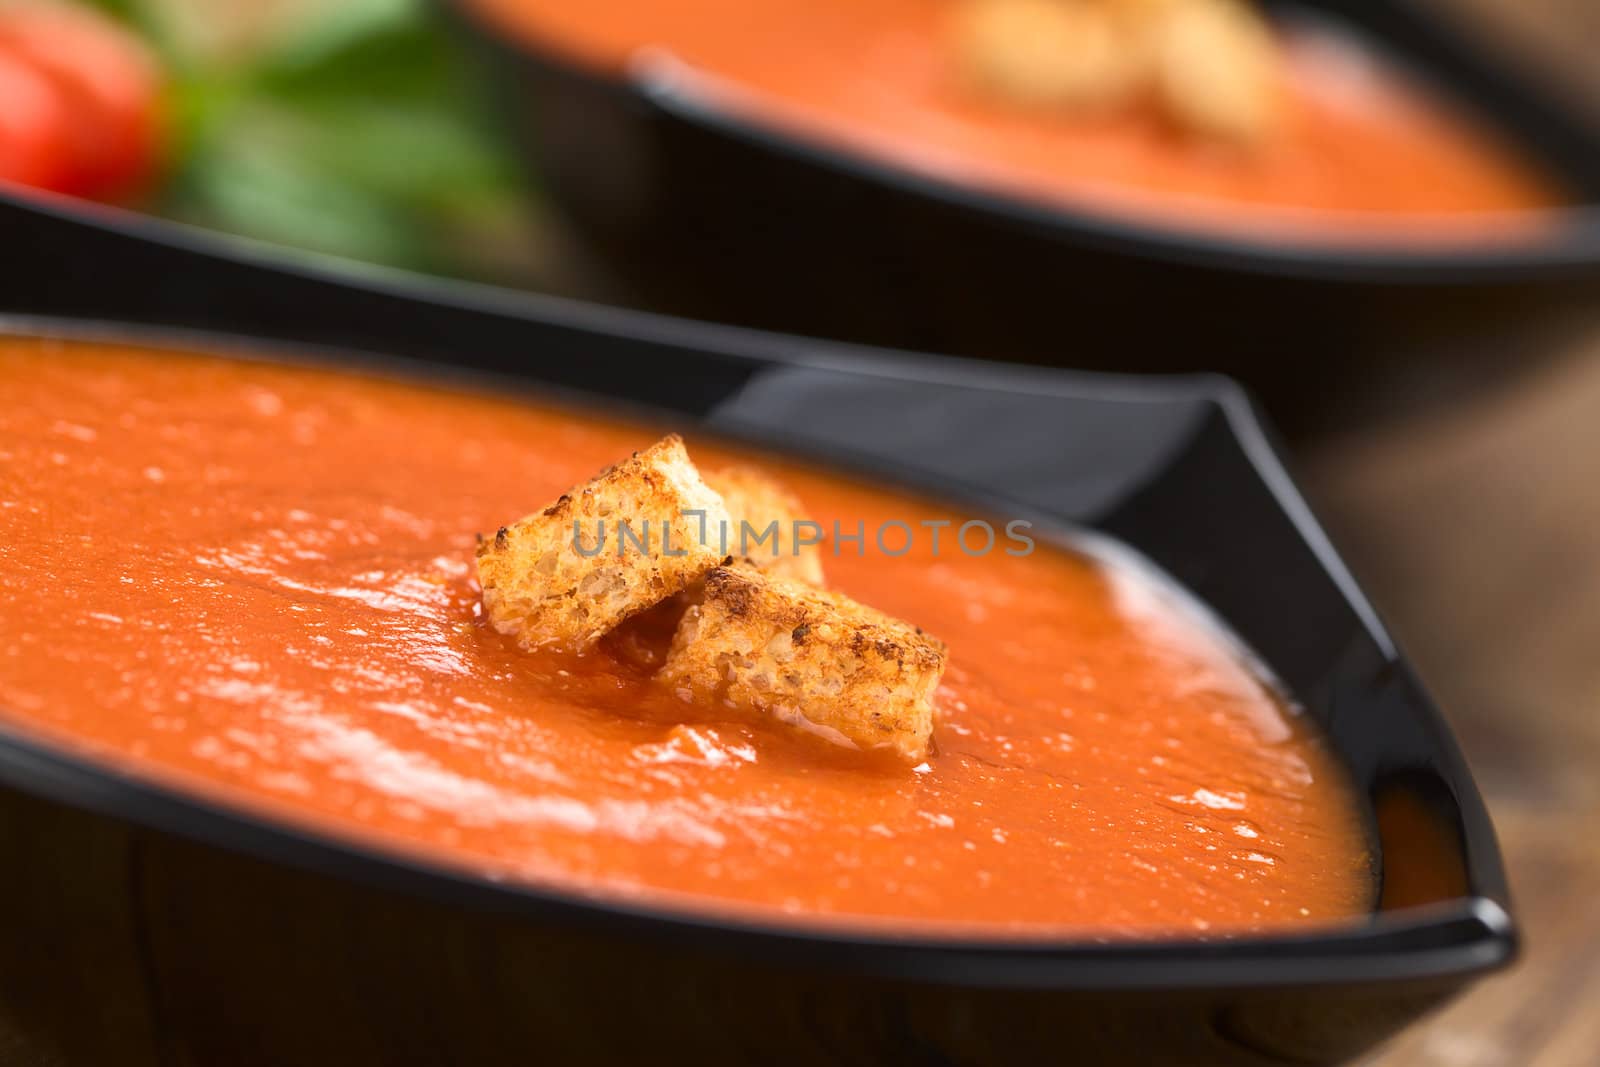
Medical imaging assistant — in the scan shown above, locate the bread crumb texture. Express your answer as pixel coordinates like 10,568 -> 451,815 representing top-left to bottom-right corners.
703,465 -> 827,587
475,435 -> 731,651
660,563 -> 947,761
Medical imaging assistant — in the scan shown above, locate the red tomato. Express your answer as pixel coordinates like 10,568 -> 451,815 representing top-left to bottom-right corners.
0,48 -> 72,191
0,3 -> 164,201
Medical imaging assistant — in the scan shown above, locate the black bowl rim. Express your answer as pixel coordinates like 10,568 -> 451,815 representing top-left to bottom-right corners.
443,0 -> 1600,282
0,312 -> 1516,992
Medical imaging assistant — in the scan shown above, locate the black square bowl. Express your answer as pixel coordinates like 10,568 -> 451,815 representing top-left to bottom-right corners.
436,0 -> 1600,421
0,200 -> 1512,1066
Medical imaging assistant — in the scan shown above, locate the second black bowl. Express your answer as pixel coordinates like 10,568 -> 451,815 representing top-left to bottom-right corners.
443,0 -> 1600,423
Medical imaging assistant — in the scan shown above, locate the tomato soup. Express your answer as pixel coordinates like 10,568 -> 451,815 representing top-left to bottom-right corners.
0,336 -> 1372,935
466,0 -> 1563,238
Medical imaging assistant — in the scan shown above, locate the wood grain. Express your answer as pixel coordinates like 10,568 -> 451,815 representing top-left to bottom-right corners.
1413,0 -> 1600,126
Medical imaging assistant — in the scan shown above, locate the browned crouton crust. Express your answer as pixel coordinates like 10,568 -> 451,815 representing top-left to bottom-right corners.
475,435 -> 731,651
659,564 -> 947,761
703,466 -> 826,587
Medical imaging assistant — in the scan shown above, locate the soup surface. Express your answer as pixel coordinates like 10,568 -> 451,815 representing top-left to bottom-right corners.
0,337 -> 1372,935
467,0 -> 1563,236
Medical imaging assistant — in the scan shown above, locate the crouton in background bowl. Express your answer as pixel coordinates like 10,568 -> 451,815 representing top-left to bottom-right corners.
439,0 -> 1600,426
0,206 -> 1512,1064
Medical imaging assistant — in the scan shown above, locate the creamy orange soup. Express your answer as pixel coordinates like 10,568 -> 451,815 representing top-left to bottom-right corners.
466,0 -> 1563,238
0,337 -> 1372,935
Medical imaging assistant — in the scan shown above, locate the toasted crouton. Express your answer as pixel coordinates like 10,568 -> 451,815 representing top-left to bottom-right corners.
476,435 -> 732,651
703,466 -> 826,587
1151,0 -> 1282,145
951,0 -> 1146,112
659,564 -> 947,761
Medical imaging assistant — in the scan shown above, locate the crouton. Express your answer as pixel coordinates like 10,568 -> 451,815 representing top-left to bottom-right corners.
659,564 -> 947,761
703,466 -> 826,587
1149,0 -> 1283,145
951,0 -> 1284,146
951,0 -> 1146,112
476,435 -> 732,651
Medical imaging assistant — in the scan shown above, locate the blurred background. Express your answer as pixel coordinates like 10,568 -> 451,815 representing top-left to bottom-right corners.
2,0 -> 1597,1063
0,0 -> 548,284
6,0 -> 1597,426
